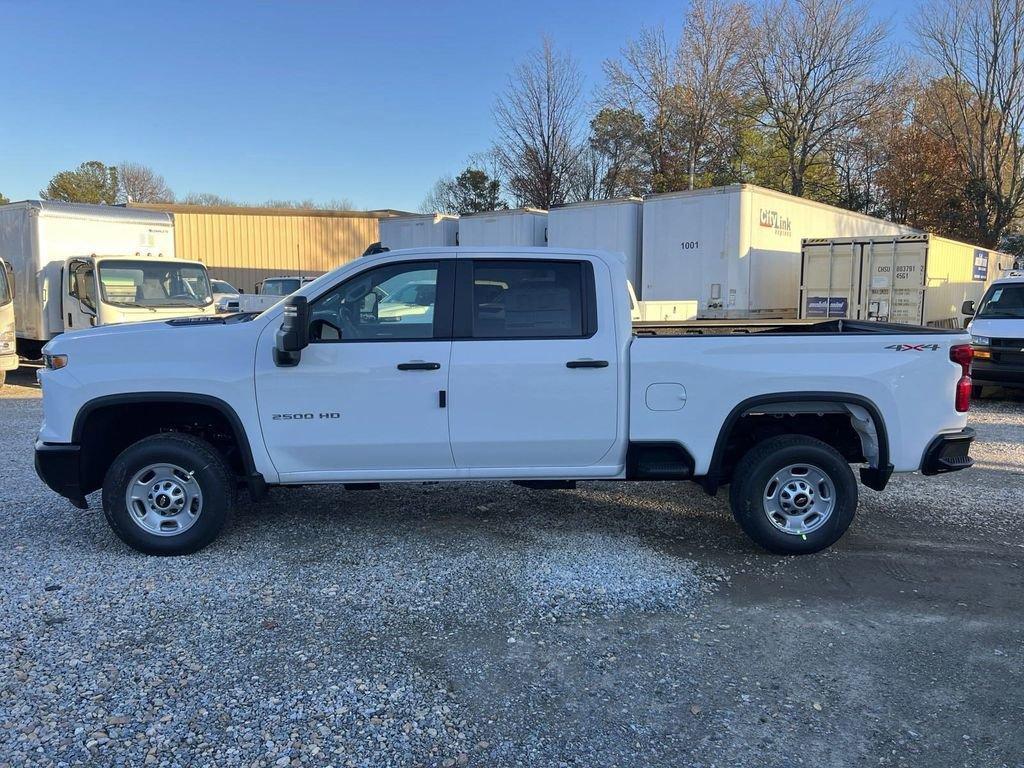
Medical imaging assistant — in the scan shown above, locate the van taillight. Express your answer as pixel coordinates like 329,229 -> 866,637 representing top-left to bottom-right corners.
950,344 -> 973,412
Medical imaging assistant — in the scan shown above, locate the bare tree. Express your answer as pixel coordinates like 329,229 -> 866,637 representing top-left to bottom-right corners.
603,26 -> 685,192
745,0 -> 896,197
493,38 -> 586,208
118,162 -> 174,203
916,0 -> 1024,247
677,0 -> 751,189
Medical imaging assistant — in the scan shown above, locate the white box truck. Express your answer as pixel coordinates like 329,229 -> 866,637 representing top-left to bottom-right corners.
642,184 -> 918,319
379,213 -> 459,250
0,259 -> 16,386
0,201 -> 217,358
548,198 -> 643,292
799,235 -> 1011,327
457,208 -> 548,247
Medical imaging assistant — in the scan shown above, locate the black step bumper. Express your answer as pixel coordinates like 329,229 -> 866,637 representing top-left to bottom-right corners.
34,441 -> 88,509
920,428 -> 975,476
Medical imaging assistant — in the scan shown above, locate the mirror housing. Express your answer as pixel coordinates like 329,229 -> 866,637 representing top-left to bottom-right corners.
274,295 -> 310,367
961,300 -> 976,317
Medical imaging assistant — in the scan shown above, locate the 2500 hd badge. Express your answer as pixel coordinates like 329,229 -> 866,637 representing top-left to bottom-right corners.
272,412 -> 341,420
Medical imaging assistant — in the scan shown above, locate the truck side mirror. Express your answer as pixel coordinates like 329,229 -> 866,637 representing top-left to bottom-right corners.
961,300 -> 976,316
3,261 -> 14,298
274,295 -> 310,367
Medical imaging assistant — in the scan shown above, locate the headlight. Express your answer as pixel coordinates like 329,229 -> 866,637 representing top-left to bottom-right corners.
43,353 -> 69,370
971,335 -> 991,346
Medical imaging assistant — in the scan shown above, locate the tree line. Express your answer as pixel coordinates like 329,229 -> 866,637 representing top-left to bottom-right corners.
425,0 -> 1024,251
0,159 -> 355,211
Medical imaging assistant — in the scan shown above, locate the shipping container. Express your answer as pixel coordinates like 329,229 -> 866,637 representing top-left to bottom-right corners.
641,184 -> 919,318
799,234 -> 1012,327
379,213 -> 459,251
547,198 -> 643,294
131,204 -> 388,293
457,208 -> 548,247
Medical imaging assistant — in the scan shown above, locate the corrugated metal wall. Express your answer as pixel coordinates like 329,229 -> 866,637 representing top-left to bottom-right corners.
131,204 -> 386,293
924,236 -> 1010,327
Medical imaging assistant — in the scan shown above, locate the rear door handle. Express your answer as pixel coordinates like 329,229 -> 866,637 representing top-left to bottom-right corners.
566,359 -> 609,369
397,362 -> 441,371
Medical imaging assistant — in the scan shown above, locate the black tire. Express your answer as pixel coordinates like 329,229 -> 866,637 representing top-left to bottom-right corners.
102,433 -> 235,555
971,384 -> 984,399
728,435 -> 858,555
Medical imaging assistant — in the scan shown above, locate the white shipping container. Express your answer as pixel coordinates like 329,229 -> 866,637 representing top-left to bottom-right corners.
642,184 -> 919,318
547,198 -> 643,294
379,213 -> 459,250
799,235 -> 1011,327
457,208 -> 548,247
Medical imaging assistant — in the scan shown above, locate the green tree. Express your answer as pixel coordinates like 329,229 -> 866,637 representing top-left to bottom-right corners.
0,192 -> 9,205
422,167 -> 507,214
40,161 -> 119,204
588,108 -> 648,197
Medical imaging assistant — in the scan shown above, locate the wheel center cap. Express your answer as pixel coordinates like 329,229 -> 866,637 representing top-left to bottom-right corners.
793,493 -> 809,508
155,494 -> 171,509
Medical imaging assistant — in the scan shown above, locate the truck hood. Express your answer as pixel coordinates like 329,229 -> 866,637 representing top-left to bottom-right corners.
43,314 -> 258,355
967,317 -> 1024,341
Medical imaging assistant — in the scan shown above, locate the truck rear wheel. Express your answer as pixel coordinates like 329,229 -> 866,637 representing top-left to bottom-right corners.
728,435 -> 857,555
102,433 -> 235,555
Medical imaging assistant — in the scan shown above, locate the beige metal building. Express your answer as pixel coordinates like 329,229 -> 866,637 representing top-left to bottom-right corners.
130,204 -> 397,293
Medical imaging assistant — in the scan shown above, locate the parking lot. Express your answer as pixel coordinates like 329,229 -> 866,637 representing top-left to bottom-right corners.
1,365 -> 1022,768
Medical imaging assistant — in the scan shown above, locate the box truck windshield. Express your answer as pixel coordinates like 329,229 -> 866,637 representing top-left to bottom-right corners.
98,260 -> 213,309
976,284 -> 1024,319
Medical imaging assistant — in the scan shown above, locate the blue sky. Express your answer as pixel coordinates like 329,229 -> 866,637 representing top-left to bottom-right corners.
0,0 -> 914,212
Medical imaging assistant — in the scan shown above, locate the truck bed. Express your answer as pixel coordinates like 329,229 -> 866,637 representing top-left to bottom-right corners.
632,318 -> 965,337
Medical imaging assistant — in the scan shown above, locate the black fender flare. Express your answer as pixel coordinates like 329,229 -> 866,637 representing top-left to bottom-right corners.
703,391 -> 892,494
73,392 -> 266,496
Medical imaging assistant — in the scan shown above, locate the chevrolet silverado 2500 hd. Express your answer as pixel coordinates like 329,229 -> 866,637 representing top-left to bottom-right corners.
34,248 -> 976,556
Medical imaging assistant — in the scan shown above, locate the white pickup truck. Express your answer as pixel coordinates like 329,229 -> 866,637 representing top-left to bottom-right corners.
35,248 -> 976,556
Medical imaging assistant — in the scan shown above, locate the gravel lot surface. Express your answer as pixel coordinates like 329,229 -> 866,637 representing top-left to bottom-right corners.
1,365 -> 1022,768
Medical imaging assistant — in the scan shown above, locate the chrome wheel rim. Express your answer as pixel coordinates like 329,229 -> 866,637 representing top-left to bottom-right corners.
763,463 -> 835,536
125,463 -> 203,536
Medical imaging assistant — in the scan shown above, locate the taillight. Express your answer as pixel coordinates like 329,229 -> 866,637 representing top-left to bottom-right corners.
951,344 -> 973,412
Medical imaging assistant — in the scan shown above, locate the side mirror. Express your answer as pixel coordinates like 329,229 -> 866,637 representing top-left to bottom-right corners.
962,300 -> 976,316
238,288 -> 245,294
3,262 -> 14,298
274,295 -> 310,367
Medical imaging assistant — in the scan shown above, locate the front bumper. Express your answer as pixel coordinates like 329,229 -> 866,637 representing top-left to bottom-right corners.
972,358 -> 1024,387
34,441 -> 88,509
920,428 -> 975,476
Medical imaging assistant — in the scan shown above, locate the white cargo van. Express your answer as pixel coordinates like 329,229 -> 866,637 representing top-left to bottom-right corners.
0,259 -> 15,386
0,201 -> 216,357
800,235 -> 1009,327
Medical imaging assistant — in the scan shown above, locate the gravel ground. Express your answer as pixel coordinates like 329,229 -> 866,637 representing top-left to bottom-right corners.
1,365 -> 1022,768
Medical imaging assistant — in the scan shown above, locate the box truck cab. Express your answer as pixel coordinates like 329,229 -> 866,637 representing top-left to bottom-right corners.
0,201 -> 216,358
963,270 -> 1024,391
62,254 -> 214,337
0,259 -> 16,386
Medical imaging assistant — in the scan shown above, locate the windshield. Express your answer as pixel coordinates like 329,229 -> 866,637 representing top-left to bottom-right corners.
976,283 -> 1024,319
211,280 -> 237,294
0,265 -> 10,306
261,278 -> 301,296
98,260 -> 213,309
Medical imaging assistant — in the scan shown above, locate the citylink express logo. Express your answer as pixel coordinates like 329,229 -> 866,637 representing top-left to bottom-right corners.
759,209 -> 792,236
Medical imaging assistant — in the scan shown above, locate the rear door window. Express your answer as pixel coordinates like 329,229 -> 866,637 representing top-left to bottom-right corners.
464,260 -> 590,339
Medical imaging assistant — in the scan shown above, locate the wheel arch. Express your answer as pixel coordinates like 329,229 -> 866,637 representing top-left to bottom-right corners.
72,392 -> 265,497
703,392 -> 892,494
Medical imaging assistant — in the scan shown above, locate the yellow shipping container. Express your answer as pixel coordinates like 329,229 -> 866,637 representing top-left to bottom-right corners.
800,234 -> 1014,327
130,204 -> 396,293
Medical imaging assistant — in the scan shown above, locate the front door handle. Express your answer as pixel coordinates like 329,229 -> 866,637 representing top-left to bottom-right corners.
397,362 -> 441,371
566,359 -> 609,369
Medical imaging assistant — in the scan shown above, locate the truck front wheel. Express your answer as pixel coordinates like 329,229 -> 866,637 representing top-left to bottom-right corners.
728,435 -> 857,555
102,433 -> 235,555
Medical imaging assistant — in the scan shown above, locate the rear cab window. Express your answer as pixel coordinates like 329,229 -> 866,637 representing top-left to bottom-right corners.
457,259 -> 597,339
